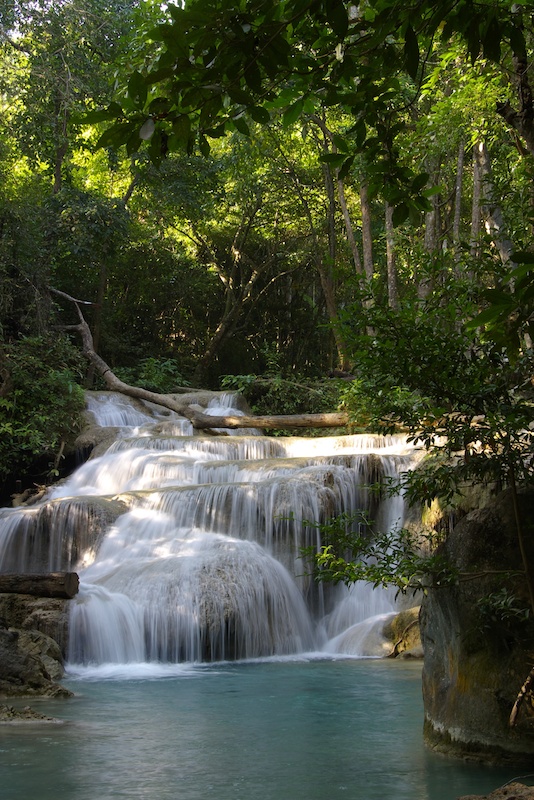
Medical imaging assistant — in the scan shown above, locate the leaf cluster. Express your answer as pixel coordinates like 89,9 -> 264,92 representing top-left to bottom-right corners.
114,357 -> 190,393
339,286 -> 534,504
221,372 -> 344,419
301,513 -> 456,594
0,335 -> 86,482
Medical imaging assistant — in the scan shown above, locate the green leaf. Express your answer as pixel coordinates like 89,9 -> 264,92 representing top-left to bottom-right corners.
338,155 -> 355,181
510,251 -> 534,264
326,0 -> 349,38
283,99 -> 304,127
83,102 -> 123,123
227,87 -> 254,105
198,134 -> 211,156
126,129 -> 142,156
232,116 -> 250,135
96,121 -> 138,150
411,172 -> 429,193
128,71 -> 148,110
404,22 -> 419,80
319,153 -> 347,167
392,203 -> 409,226
172,115 -> 192,149
332,133 -> 349,152
244,60 -> 262,93
248,105 -> 270,124
482,14 -> 501,62
148,97 -> 172,116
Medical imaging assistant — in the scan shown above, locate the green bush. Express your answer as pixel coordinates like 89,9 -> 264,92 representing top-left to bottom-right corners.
0,335 -> 86,482
114,357 -> 190,393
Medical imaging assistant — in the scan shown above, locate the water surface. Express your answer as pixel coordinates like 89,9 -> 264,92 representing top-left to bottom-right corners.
0,659 -> 521,800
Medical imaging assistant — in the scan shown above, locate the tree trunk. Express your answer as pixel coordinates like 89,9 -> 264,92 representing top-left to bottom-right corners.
452,140 -> 465,262
470,143 -> 482,258
475,141 -> 515,265
192,411 -> 350,430
421,161 -> 440,299
360,182 -> 374,282
337,177 -> 363,275
0,572 -> 79,599
496,52 -> 534,158
385,202 -> 399,309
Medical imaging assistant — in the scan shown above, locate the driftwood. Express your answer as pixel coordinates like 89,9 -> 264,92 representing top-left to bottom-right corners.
510,665 -> 534,727
50,287 -> 350,431
0,572 -> 79,599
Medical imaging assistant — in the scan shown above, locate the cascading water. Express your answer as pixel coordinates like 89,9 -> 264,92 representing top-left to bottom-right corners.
0,390 -> 419,667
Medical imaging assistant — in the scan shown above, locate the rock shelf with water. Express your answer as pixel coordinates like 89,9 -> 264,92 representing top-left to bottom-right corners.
0,390 -> 420,669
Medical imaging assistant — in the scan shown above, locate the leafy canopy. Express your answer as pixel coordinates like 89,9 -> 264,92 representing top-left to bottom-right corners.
93,0 -> 530,214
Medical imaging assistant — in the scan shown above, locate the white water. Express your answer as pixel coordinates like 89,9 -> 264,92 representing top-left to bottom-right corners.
0,390 -> 420,669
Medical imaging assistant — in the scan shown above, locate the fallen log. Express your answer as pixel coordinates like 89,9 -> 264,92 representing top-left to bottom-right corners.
50,287 -> 352,431
191,410 -> 350,429
0,572 -> 79,599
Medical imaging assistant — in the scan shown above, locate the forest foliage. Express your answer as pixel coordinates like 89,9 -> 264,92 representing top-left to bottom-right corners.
0,0 -> 533,512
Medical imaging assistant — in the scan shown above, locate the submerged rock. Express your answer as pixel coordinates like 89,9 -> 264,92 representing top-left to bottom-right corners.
0,703 -> 62,723
421,489 -> 534,764
458,782 -> 534,799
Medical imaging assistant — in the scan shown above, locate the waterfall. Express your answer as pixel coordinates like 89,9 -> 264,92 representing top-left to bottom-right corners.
0,390 -> 419,665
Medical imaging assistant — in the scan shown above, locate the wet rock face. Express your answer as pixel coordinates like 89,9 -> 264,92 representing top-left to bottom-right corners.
0,619 -> 71,698
0,595 -> 71,698
420,490 -> 534,764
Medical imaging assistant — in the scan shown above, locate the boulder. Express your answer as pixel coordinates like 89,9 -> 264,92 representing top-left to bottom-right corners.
0,594 -> 72,697
382,606 -> 422,658
421,489 -> 534,764
0,617 -> 71,698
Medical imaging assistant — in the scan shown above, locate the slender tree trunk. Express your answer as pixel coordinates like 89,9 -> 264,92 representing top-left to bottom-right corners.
453,140 -> 465,262
360,182 -> 374,282
322,161 -> 351,371
420,161 -> 440,299
470,144 -> 482,258
385,202 -> 399,309
475,141 -> 515,264
337,177 -> 363,275
496,52 -> 534,158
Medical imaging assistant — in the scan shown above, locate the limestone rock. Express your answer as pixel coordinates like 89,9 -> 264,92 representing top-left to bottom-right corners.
0,594 -> 69,655
0,611 -> 71,698
382,606 -> 422,657
421,489 -> 534,764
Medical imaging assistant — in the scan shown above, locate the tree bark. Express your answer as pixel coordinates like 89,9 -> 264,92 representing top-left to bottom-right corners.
385,202 -> 399,309
192,411 -> 350,430
496,52 -> 534,158
360,182 -> 374,282
475,141 -> 515,264
0,572 -> 79,599
452,140 -> 465,261
337,177 -> 363,275
470,143 -> 482,259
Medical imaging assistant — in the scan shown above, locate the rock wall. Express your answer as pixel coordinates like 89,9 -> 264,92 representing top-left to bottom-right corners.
0,594 -> 71,698
420,489 -> 534,764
